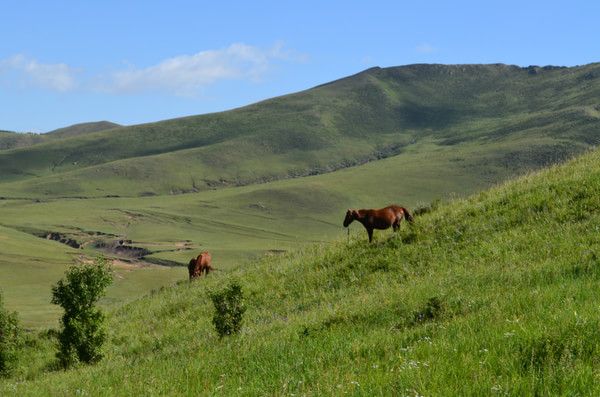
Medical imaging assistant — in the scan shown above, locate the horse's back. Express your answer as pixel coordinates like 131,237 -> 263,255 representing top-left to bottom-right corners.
384,204 -> 408,217
197,251 -> 212,266
376,205 -> 407,226
385,204 -> 404,212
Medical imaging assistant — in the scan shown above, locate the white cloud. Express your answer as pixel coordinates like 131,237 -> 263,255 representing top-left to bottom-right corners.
104,42 -> 304,96
416,43 -> 437,54
0,54 -> 77,92
0,43 -> 305,96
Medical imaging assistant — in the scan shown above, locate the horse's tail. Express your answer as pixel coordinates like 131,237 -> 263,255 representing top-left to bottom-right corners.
402,207 -> 414,223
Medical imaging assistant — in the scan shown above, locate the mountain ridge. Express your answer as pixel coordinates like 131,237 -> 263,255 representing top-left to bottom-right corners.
0,62 -> 598,198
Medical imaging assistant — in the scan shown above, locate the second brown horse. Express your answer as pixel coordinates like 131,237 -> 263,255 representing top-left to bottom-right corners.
343,205 -> 414,242
188,251 -> 213,280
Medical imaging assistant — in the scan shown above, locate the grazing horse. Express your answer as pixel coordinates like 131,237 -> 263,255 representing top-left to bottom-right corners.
188,251 -> 213,280
343,205 -> 414,243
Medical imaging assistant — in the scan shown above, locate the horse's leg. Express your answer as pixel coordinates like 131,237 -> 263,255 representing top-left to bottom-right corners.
367,227 -> 373,243
393,217 -> 401,232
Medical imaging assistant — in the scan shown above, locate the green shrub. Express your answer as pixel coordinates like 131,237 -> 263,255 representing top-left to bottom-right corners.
0,291 -> 21,377
210,281 -> 246,337
51,258 -> 112,368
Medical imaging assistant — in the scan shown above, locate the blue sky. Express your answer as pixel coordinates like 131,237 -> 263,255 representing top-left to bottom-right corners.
1,0 -> 598,132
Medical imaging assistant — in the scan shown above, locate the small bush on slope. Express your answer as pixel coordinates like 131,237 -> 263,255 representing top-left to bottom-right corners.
210,281 -> 246,337
0,292 -> 21,377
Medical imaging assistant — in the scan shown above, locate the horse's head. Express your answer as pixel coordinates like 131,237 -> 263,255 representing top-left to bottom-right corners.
187,258 -> 197,279
343,209 -> 356,227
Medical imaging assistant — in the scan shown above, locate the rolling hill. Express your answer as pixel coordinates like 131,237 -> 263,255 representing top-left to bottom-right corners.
3,138 -> 600,395
0,121 -> 121,152
0,139 -> 498,327
0,63 -> 599,197
44,121 -> 122,139
0,131 -> 45,151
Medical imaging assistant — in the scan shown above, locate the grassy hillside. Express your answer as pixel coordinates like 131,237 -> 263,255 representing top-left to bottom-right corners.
0,122 -> 120,152
0,131 -> 45,150
2,63 -> 599,331
0,224 -> 184,328
44,121 -> 122,139
0,139 -> 496,328
3,145 -> 600,395
1,63 -> 599,196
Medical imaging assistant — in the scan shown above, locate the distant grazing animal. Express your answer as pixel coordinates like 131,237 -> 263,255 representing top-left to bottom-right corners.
188,251 -> 213,280
343,205 -> 414,242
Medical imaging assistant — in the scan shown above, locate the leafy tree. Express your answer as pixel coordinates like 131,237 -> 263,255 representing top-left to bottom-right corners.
0,291 -> 21,377
51,258 -> 112,368
211,281 -> 246,337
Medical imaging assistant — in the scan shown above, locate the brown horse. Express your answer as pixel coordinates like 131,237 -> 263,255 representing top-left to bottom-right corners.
343,205 -> 414,242
188,251 -> 213,280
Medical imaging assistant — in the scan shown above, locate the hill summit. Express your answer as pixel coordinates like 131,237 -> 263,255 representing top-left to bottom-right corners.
45,121 -> 121,138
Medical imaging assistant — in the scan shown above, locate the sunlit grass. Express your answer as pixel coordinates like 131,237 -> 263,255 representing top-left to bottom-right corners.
3,148 -> 600,394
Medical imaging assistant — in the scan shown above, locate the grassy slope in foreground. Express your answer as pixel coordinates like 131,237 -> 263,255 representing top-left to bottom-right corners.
4,149 -> 600,395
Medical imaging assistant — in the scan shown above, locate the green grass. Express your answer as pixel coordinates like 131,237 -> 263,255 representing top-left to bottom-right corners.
2,63 -> 599,331
1,63 -> 599,393
0,224 -> 184,328
3,144 -> 600,395
0,137 -> 536,328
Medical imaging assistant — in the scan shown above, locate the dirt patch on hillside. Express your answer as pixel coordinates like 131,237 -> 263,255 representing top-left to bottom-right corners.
92,240 -> 152,259
45,232 -> 81,249
111,259 -> 142,270
76,255 -> 157,271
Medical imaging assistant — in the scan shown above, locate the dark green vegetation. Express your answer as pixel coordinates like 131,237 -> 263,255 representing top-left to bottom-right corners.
3,139 -> 600,395
0,292 -> 21,377
210,281 -> 246,337
51,259 -> 113,367
1,63 -> 599,196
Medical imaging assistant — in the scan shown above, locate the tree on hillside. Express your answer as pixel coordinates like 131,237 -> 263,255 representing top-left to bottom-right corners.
211,281 -> 246,337
0,291 -> 21,377
51,258 -> 112,368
